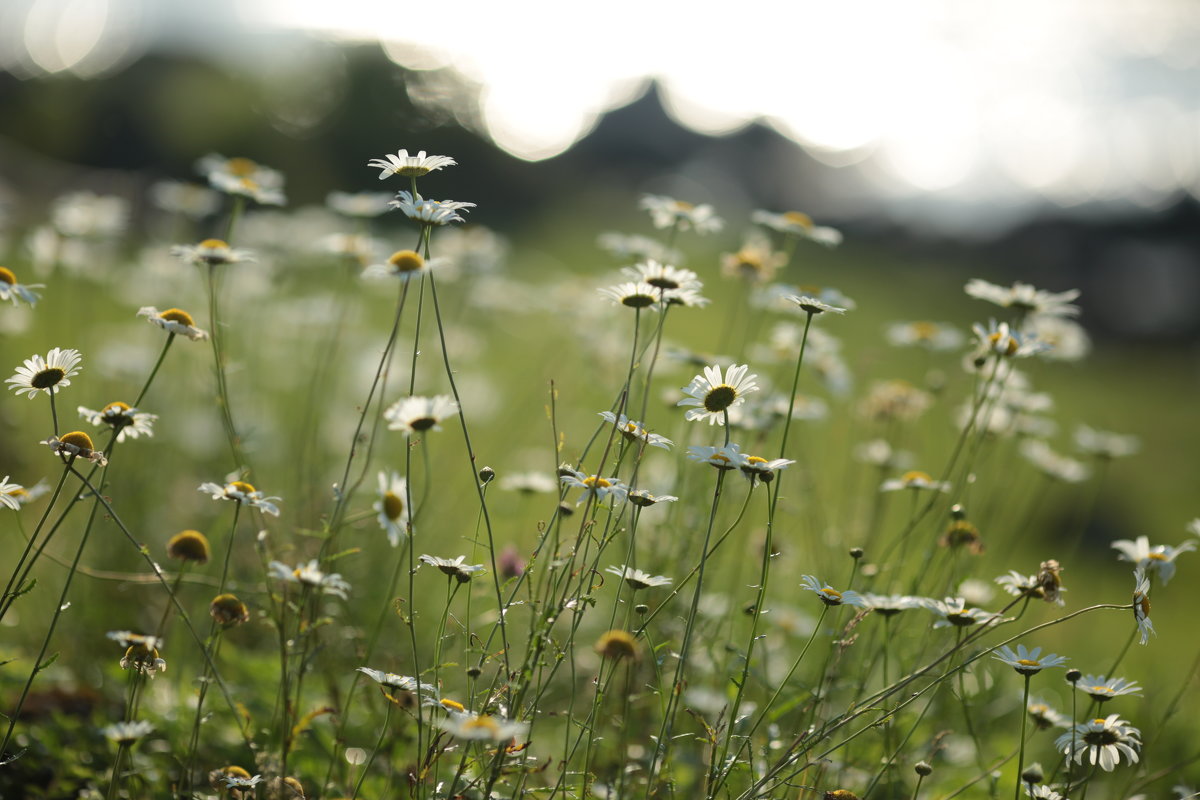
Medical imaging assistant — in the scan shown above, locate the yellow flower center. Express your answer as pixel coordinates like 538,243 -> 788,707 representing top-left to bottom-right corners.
0,266 -> 15,285
388,250 -> 425,273
200,238 -> 229,250
160,307 -> 197,326
1091,685 -> 1111,694
745,456 -> 768,466
902,470 -> 932,484
988,331 -> 1019,356
783,211 -> 813,229
582,476 -> 612,489
1146,552 -> 1167,560
59,431 -> 95,450
229,480 -> 256,494
382,491 -> 405,521
912,321 -> 937,339
225,158 -> 258,177
440,698 -> 465,713
595,629 -> 638,660
703,384 -> 737,412
1017,659 -> 1040,666
102,401 -> 132,414
673,200 -> 694,211
464,715 -> 501,734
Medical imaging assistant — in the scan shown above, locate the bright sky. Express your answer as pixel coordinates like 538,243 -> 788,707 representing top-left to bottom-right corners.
5,0 -> 1200,211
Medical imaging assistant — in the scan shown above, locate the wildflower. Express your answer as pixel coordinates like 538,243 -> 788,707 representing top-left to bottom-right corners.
373,471 -> 409,547
940,519 -> 985,554
599,411 -> 673,450
996,571 -> 1063,606
800,575 -> 867,608
1111,535 -> 1196,586
209,172 -> 286,205
738,454 -> 795,485
595,629 -> 639,660
7,347 -> 82,398
1055,714 -> 1141,771
790,295 -> 847,316
559,470 -> 628,505
598,280 -> 663,309
222,772 -> 265,791
499,471 -> 558,494
368,149 -> 456,180
170,238 -> 255,267
0,266 -> 43,306
167,530 -> 210,564
364,249 -> 440,281
687,443 -> 747,471
358,666 -> 435,697
149,180 -> 220,218
107,631 -> 159,648
1020,439 -> 1090,483
971,320 -> 1049,361
326,190 -> 393,217
1075,674 -> 1142,703
209,766 -> 260,796
965,279 -> 1081,318
993,644 -> 1068,675
1132,568 -> 1154,645
119,639 -> 167,676
44,431 -> 108,466
678,364 -> 759,425
268,560 -> 351,599
137,306 -> 209,340
860,593 -> 925,616
621,260 -> 701,291
752,209 -> 843,247
78,402 -> 156,442
627,489 -> 679,507
1074,424 -> 1139,460
880,470 -> 950,493
0,477 -> 21,511
389,191 -> 474,226
859,380 -> 932,423
197,154 -> 283,188
721,232 -> 786,283
103,720 -> 154,745
1025,785 -> 1063,800
384,395 -> 460,436
419,554 -> 485,582
1027,698 -> 1068,730
640,194 -> 722,233
498,544 -> 525,578
886,321 -> 964,351
198,480 -> 282,517
438,711 -> 529,742
210,593 -> 250,626
1028,316 -> 1091,361
606,565 -> 672,590
267,777 -> 305,800
51,191 -> 128,237
927,597 -> 1000,628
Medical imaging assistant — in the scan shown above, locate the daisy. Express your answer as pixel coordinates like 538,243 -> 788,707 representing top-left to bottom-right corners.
965,279 -> 1081,318
621,260 -> 701,292
1028,316 -> 1091,361
1132,568 -> 1154,645
208,173 -> 286,205
1111,535 -> 1196,585
859,593 -> 925,617
880,470 -> 950,493
627,489 -> 679,508
1075,674 -> 1142,703
44,432 -> 107,466
368,149 -> 457,180
971,320 -> 1048,361
598,281 -> 663,309
326,190 -> 393,217
1,476 -> 27,511
389,191 -> 474,226
1027,698 -> 1068,730
384,395 -> 460,436
1020,440 -> 1090,484
799,575 -> 867,607
1055,714 -> 1141,772
598,411 -> 673,449
137,306 -> 209,340
559,469 -> 628,505
51,191 -> 128,238
103,720 -> 154,745
222,772 -> 265,791
498,471 -> 558,494
721,232 -> 787,283
606,564 -> 672,590
78,402 -> 156,442
7,347 -> 82,398
751,209 -> 817,237
885,321 -> 964,351
992,644 -> 1068,675
927,597 -> 1000,628
198,480 -> 282,517
1074,424 -> 1139,460
196,154 -> 284,190
995,569 -> 1067,606
419,554 -> 485,582
687,443 -> 747,471
666,286 -> 711,307
373,471 -> 409,546
210,593 -> 249,626
1025,785 -> 1063,800
107,631 -> 161,649
639,194 -> 723,234
678,364 -> 759,425
363,249 -> 442,281
438,710 -> 529,742
0,266 -> 43,306
738,454 -> 795,485
268,559 -> 351,599
170,238 -> 255,267
119,639 -> 167,676
790,295 -> 847,316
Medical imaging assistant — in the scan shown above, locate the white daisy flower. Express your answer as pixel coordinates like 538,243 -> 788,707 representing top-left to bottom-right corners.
170,238 -> 255,267
326,190 -> 393,217
721,232 -> 786,283
137,306 -> 209,341
106,631 -> 161,649
1132,568 -> 1155,645
640,194 -> 722,234
116,634 -> 167,676
665,286 -> 710,307
751,209 -> 843,246
598,411 -> 673,450
209,173 -> 286,205
677,364 -> 759,425
384,394 -> 460,436
102,719 -> 154,745
738,454 -> 795,485
196,154 -> 284,190
78,402 -> 156,442
992,644 -> 1067,675
44,432 -> 107,466
927,597 -> 1001,628
0,266 -> 43,307
1111,535 -> 1196,585
498,471 -> 559,494
606,564 -> 672,590
1027,315 -> 1091,361
598,280 -> 664,310
790,295 -> 847,316
363,249 -> 441,281
438,710 -> 529,742
419,554 -> 485,582
559,470 -> 628,505
1027,698 -> 1069,729
1075,424 -> 1139,460
627,489 -> 679,508
1075,674 -> 1142,703
268,559 -> 351,598
198,480 -> 281,517
880,470 -> 950,493
1025,784 -> 1063,800
621,260 -> 701,292
223,773 -> 265,790
368,149 -> 457,180
886,321 -> 964,351
357,667 -> 437,700
799,575 -> 867,607
860,593 -> 926,616
373,471 -> 409,547
1,476 -> 25,511
389,191 -> 474,226
686,443 -> 747,471
971,320 -> 1049,361
995,568 -> 1066,606
965,279 -> 1081,318
1055,714 -> 1141,772
7,347 -> 82,398
1020,440 -> 1091,484
149,180 -> 220,219
51,191 -> 128,238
